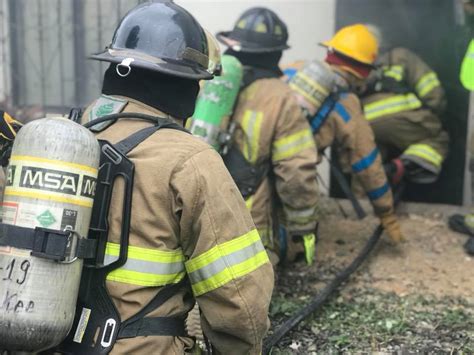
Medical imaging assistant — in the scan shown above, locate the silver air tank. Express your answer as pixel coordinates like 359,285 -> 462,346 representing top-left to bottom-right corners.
0,117 -> 100,352
289,60 -> 336,114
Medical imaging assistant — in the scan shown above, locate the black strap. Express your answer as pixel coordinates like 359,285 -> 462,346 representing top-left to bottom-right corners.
118,317 -> 186,339
84,113 -> 188,131
68,107 -> 84,123
114,120 -> 188,156
118,278 -> 189,339
0,223 -> 96,261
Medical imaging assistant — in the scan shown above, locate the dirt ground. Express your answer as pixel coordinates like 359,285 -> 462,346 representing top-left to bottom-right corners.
316,212 -> 474,301
268,198 -> 474,354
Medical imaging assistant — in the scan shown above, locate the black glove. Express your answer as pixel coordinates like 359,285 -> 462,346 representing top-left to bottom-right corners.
0,111 -> 23,166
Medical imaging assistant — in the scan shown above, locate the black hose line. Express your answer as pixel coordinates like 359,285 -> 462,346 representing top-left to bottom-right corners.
324,152 -> 367,220
263,183 -> 405,354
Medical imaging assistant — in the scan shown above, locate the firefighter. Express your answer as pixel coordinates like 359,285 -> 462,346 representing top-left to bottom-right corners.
61,2 -> 273,353
216,7 -> 319,265
361,25 -> 449,184
285,24 -> 402,243
447,1 -> 474,255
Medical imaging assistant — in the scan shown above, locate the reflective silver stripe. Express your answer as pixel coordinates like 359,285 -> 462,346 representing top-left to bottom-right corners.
285,206 -> 317,220
187,239 -> 265,285
104,255 -> 185,275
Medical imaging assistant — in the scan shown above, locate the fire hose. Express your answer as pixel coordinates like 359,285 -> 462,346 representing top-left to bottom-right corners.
263,183 -> 405,354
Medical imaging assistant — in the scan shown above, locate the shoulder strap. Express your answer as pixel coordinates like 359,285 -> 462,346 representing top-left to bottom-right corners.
113,117 -> 188,155
84,112 -> 188,131
309,92 -> 341,134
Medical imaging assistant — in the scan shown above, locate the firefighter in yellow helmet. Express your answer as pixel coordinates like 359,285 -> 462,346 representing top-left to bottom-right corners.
284,24 -> 402,243
360,24 -> 449,185
217,7 -> 319,265
50,3 -> 273,354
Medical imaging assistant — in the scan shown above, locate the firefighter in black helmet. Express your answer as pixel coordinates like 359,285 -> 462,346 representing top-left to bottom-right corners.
57,2 -> 274,354
216,7 -> 290,53
217,8 -> 319,266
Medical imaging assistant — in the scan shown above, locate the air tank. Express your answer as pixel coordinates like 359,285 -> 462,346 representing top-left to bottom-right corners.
0,117 -> 100,352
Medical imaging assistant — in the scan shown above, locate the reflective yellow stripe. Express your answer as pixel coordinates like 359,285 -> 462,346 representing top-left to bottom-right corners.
11,155 -> 98,174
289,71 -> 331,107
105,242 -> 186,287
364,93 -> 422,120
403,144 -> 443,168
245,196 -> 254,210
189,251 -> 269,296
241,110 -> 264,163
415,72 -> 440,98
186,230 -> 261,273
106,269 -> 185,287
383,65 -> 403,81
4,189 -> 93,208
185,229 -> 269,296
272,129 -> 315,161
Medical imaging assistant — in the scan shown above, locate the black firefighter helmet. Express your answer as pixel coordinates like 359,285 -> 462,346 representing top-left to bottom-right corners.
216,7 -> 290,53
90,1 -> 212,80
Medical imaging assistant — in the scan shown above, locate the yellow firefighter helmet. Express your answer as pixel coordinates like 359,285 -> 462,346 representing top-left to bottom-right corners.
321,24 -> 378,65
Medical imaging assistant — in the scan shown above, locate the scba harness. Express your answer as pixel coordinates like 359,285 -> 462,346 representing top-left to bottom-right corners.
57,113 -> 190,355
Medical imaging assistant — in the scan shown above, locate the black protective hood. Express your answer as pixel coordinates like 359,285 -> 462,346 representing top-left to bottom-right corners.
102,64 -> 200,120
225,49 -> 283,89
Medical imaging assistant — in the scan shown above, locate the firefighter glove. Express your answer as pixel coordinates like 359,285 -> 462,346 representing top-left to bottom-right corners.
0,111 -> 22,141
303,233 -> 316,266
0,111 -> 22,167
286,232 -> 317,265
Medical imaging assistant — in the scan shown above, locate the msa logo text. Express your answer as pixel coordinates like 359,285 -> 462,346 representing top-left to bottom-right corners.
20,166 -> 90,196
81,176 -> 97,199
6,166 -> 16,187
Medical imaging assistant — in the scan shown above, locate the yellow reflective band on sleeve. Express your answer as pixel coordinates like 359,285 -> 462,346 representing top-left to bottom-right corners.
415,72 -> 440,98
383,65 -> 404,81
272,129 -> 315,161
403,144 -> 443,168
241,110 -> 264,163
364,93 -> 422,121
105,242 -> 186,287
245,196 -> 254,210
185,229 -> 269,296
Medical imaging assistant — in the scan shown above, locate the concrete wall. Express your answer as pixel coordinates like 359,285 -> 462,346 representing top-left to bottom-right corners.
177,0 -> 336,64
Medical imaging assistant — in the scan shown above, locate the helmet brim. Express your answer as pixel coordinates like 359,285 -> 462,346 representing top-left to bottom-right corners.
216,31 -> 290,53
319,41 -> 376,68
89,50 -> 213,81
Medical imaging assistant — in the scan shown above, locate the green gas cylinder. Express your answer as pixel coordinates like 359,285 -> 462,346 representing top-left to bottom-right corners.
190,55 -> 243,150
